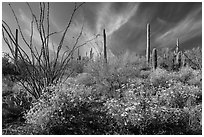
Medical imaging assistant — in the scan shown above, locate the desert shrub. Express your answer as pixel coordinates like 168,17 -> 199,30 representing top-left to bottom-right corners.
158,82 -> 201,108
2,84 -> 33,126
139,70 -> 151,79
25,83 -> 122,134
67,59 -> 89,77
73,73 -> 96,86
83,55 -> 141,99
2,54 -> 19,77
103,81 -> 202,135
176,67 -> 195,83
184,47 -> 202,70
148,68 -> 169,88
167,67 -> 201,86
187,73 -> 202,87
103,97 -> 191,134
186,104 -> 202,133
158,49 -> 176,71
2,76 -> 15,96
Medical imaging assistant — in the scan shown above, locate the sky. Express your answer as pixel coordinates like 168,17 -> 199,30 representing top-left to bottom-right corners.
2,2 -> 202,58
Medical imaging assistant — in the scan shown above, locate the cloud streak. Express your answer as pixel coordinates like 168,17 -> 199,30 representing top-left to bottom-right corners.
96,3 -> 139,36
156,7 -> 202,48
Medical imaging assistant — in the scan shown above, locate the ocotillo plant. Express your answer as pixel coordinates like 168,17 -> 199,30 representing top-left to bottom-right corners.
103,29 -> 107,63
146,23 -> 150,66
152,48 -> 157,70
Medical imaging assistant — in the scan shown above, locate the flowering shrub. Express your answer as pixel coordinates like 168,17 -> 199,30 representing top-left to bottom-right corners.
158,82 -> 201,108
148,68 -> 169,88
25,83 -> 122,134
103,84 -> 201,134
101,76 -> 202,135
103,98 -> 191,134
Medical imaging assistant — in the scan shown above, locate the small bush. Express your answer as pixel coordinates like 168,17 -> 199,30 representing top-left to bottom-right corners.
148,68 -> 169,88
186,104 -> 202,133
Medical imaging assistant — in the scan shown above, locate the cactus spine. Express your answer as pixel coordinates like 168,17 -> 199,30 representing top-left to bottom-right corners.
103,29 -> 107,63
152,48 -> 157,70
146,23 -> 150,66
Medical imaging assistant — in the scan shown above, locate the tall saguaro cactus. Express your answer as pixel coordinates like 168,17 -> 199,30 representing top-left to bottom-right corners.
90,48 -> 93,59
103,29 -> 107,63
176,51 -> 182,68
152,48 -> 157,70
146,23 -> 150,66
175,38 -> 179,54
181,53 -> 186,67
78,48 -> 81,60
14,29 -> 18,64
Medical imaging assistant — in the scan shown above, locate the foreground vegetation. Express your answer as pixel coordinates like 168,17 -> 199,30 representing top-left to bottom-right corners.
2,2 -> 202,135
2,47 -> 202,135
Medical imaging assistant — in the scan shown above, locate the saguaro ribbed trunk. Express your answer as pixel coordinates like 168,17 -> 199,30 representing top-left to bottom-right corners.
78,48 -> 81,60
90,48 -> 93,59
146,23 -> 150,66
175,38 -> 179,54
152,48 -> 157,70
103,29 -> 107,63
15,29 -> 18,64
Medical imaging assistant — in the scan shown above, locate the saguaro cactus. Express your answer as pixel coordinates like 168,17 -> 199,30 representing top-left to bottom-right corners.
175,38 -> 179,54
90,48 -> 93,59
181,53 -> 186,67
78,48 -> 81,60
14,29 -> 18,64
146,23 -> 150,66
152,48 -> 157,70
103,29 -> 107,63
176,51 -> 182,68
